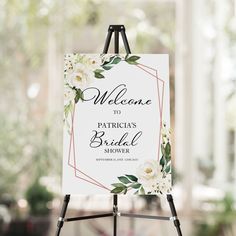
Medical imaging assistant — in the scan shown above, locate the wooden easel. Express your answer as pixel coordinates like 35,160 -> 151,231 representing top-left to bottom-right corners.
56,25 -> 183,236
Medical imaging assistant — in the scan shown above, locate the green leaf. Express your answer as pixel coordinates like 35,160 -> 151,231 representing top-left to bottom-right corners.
80,90 -> 84,101
64,103 -> 72,118
129,55 -> 140,61
74,90 -> 80,103
126,55 -> 140,65
118,176 -> 131,184
111,187 -> 124,194
94,72 -> 105,78
159,156 -> 166,167
140,186 -> 145,195
165,165 -> 171,173
165,142 -> 171,156
102,56 -> 115,65
111,57 -> 121,64
161,144 -> 165,155
125,174 -> 138,182
74,89 -> 84,103
166,154 -> 171,163
131,183 -> 141,189
102,60 -> 110,66
111,183 -> 126,188
94,69 -> 104,73
102,64 -> 113,70
108,55 -> 115,62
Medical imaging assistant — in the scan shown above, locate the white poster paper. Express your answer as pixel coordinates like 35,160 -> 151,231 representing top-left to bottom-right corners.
63,54 -> 171,195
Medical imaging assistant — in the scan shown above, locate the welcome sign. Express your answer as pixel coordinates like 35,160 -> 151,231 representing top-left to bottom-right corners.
63,54 -> 171,195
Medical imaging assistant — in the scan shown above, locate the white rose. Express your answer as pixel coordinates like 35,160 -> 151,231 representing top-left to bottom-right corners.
66,63 -> 93,89
89,55 -> 102,69
64,86 -> 76,105
137,160 -> 163,193
78,55 -> 101,70
137,160 -> 158,180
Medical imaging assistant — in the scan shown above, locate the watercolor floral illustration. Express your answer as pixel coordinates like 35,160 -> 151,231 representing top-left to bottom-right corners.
64,53 -> 141,128
111,123 -> 172,195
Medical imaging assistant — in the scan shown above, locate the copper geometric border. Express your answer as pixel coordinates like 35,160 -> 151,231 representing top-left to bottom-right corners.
66,63 -> 165,192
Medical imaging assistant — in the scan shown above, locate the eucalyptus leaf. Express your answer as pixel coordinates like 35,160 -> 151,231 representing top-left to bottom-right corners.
108,55 -> 116,62
131,183 -> 141,189
111,187 -> 124,194
94,69 -> 104,73
102,64 -> 113,70
126,55 -> 140,65
166,154 -> 171,163
112,57 -> 121,64
102,56 -> 115,65
80,90 -> 84,101
118,176 -> 131,184
64,103 -> 72,118
165,164 -> 171,173
125,174 -> 138,182
165,142 -> 171,156
94,72 -> 105,78
74,90 -> 81,103
159,156 -> 166,167
111,183 -> 126,188
161,144 -> 165,155
128,55 -> 140,61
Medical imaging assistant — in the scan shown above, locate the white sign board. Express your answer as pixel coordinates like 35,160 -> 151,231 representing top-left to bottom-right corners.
63,54 -> 171,195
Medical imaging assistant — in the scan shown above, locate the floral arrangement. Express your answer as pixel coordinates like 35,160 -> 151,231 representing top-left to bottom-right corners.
111,123 -> 172,195
64,53 -> 140,125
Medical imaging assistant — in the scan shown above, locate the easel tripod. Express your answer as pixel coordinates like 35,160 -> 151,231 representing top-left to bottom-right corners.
56,25 -> 182,236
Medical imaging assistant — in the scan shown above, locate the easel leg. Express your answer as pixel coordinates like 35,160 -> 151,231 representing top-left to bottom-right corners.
113,194 -> 118,236
56,195 -> 70,236
167,194 -> 182,236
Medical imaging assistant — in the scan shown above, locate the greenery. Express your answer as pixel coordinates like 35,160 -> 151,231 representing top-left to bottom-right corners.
25,179 -> 53,216
94,54 -> 140,78
194,193 -> 236,236
159,140 -> 171,173
0,117 -> 60,196
111,174 -> 145,195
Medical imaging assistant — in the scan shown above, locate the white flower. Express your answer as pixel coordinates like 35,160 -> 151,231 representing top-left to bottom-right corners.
66,63 -> 93,89
79,55 -> 101,70
89,55 -> 102,69
64,54 -> 77,73
137,160 -> 158,180
158,174 -> 172,193
137,160 -> 163,193
161,123 -> 171,144
64,86 -> 76,105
